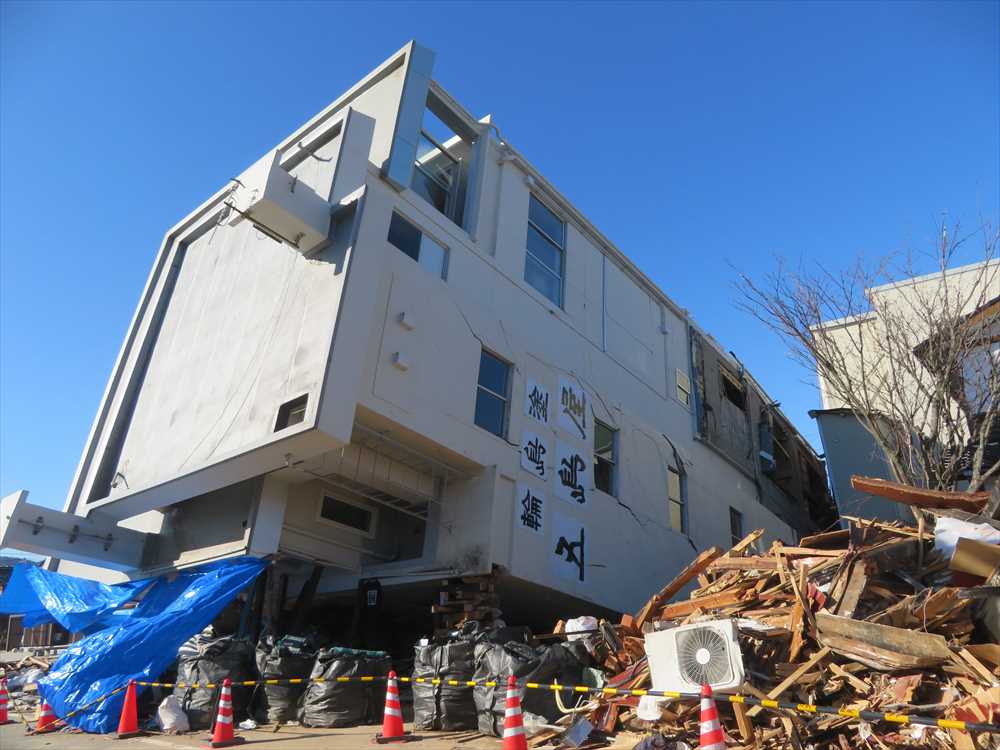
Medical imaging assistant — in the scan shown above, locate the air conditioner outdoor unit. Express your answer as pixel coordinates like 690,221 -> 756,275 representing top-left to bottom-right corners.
226,150 -> 331,255
643,620 -> 745,694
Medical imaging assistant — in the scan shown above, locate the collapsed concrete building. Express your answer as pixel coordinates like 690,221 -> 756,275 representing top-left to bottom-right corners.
1,41 -> 837,641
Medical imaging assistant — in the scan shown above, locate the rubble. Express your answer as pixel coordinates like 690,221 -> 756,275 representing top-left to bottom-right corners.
532,482 -> 1000,749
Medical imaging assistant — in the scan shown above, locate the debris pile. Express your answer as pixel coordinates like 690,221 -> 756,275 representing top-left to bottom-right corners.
527,479 -> 1000,749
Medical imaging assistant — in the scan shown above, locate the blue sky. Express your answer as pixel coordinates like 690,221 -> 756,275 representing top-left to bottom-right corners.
2,0 -> 998,513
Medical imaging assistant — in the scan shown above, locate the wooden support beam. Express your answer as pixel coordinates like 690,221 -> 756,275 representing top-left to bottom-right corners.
634,546 -> 723,628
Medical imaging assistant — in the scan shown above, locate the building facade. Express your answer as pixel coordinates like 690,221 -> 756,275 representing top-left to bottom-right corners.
811,261 -> 999,521
1,42 -> 834,624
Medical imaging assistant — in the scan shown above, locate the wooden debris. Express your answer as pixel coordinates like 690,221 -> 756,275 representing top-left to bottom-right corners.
572,502 -> 999,750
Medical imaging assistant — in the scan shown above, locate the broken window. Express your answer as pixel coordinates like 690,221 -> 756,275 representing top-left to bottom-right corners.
274,394 -> 308,431
474,349 -> 510,438
593,419 -> 617,495
667,466 -> 685,533
320,494 -> 375,536
720,368 -> 746,411
729,506 -> 744,548
410,101 -> 473,227
525,194 -> 564,306
387,212 -> 447,278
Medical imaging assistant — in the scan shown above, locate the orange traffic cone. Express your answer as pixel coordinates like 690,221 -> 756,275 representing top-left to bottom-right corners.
0,677 -> 13,725
374,670 -> 415,743
699,684 -> 726,750
116,679 -> 142,739
35,700 -> 58,734
206,679 -> 244,748
501,675 -> 527,750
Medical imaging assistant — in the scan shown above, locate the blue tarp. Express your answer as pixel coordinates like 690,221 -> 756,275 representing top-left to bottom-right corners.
19,556 -> 266,733
0,563 -> 151,632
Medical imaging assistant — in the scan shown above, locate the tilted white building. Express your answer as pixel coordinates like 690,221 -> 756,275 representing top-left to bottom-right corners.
1,42 -> 835,628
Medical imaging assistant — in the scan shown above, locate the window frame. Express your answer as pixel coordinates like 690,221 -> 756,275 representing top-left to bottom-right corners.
667,466 -> 686,534
675,368 -> 692,408
729,506 -> 744,548
474,349 -> 512,438
316,491 -> 378,539
387,211 -> 449,280
593,418 -> 618,496
524,194 -> 565,307
412,128 -> 463,221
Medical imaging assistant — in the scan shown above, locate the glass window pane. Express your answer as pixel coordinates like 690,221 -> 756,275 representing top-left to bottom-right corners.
669,501 -> 683,532
477,350 -> 508,395
411,169 -> 449,214
667,468 -> 681,502
321,496 -> 372,532
474,389 -> 506,437
524,255 -> 561,305
529,194 -> 564,247
387,213 -> 422,262
415,134 -> 456,188
419,234 -> 447,278
527,225 -> 562,274
594,421 -> 615,458
595,457 -> 614,495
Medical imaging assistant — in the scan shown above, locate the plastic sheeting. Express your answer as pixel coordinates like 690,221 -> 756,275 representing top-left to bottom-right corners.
37,556 -> 267,733
299,647 -> 391,727
255,634 -> 316,724
174,632 -> 256,730
412,637 -> 477,731
0,563 -> 151,631
473,641 -> 589,736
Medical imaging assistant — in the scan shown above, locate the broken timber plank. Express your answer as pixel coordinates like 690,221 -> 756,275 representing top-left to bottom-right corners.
827,661 -> 871,693
659,589 -> 750,619
634,546 -> 723,628
850,475 -> 988,513
708,556 -> 779,572
747,646 -> 831,717
733,701 -> 757,748
817,612 -> 953,670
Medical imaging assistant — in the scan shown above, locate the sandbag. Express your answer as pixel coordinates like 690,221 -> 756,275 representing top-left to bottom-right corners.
299,647 -> 390,727
412,638 -> 477,730
254,635 -> 315,724
173,632 -> 256,730
473,641 -> 588,736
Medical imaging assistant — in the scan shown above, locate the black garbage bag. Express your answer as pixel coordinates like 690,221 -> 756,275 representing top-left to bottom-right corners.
254,634 -> 316,724
299,647 -> 391,727
173,632 -> 257,730
472,641 -> 588,736
412,636 -> 477,731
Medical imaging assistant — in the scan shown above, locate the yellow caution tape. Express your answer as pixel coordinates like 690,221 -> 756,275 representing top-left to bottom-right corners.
131,674 -> 999,734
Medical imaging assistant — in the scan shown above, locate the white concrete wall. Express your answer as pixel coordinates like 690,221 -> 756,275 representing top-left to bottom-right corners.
51,44 -> 806,612
337,141 -> 797,613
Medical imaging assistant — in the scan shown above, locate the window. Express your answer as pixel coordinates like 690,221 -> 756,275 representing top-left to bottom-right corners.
676,368 -> 692,407
387,213 -> 447,278
524,195 -> 564,306
320,494 -> 375,536
667,466 -> 685,533
474,350 -> 510,437
594,419 -> 618,495
720,368 -> 746,411
274,395 -> 308,431
410,106 -> 468,226
729,507 -> 744,548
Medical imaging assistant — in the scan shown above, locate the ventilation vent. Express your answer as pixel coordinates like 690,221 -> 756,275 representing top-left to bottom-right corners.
274,395 -> 308,432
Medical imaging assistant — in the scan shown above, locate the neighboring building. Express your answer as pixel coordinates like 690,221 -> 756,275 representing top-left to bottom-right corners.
811,261 -> 999,522
0,42 -> 835,631
0,556 -> 72,651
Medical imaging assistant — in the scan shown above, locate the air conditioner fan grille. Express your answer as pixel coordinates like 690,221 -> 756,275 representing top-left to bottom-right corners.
676,627 -> 733,686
